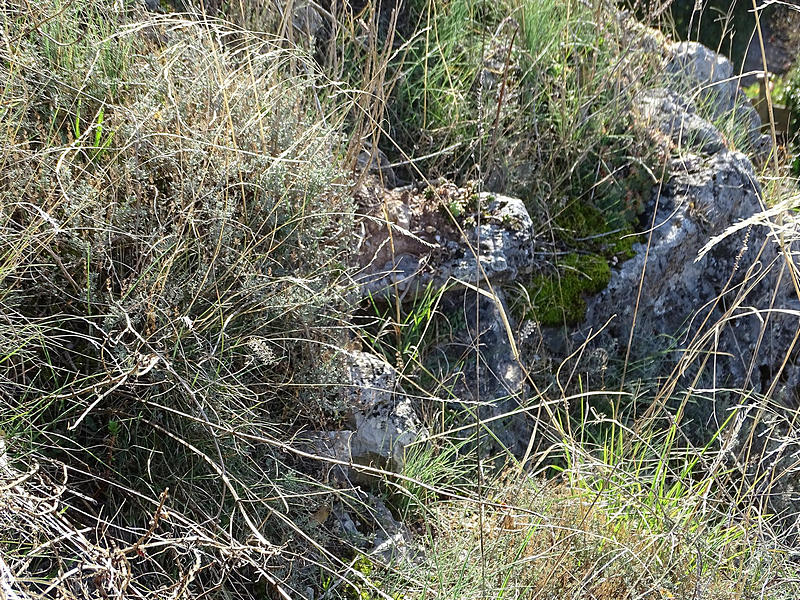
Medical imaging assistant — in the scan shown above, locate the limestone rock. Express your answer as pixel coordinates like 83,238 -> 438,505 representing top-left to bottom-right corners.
354,179 -> 536,298
444,289 -> 529,454
353,179 -> 540,453
665,41 -> 772,160
635,88 -> 726,155
577,149 -> 799,391
314,351 -> 426,481
369,495 -> 415,563
292,0 -> 325,39
666,41 -> 738,117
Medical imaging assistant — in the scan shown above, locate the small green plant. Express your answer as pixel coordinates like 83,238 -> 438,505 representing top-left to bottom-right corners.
348,555 -> 375,600
394,439 -> 472,520
360,282 -> 449,373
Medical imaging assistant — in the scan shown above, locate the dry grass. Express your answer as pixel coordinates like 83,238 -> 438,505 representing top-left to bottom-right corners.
3,1 -> 800,600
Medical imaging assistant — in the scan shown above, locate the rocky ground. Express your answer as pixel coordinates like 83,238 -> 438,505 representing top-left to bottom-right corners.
4,3 -> 800,598
345,38 -> 798,463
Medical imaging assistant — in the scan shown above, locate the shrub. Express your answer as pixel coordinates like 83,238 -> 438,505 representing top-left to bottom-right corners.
1,3 -> 359,596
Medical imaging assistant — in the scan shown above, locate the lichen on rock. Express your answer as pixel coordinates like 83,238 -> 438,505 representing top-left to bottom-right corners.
353,179 -> 537,298
576,149 -> 798,392
664,41 -> 772,161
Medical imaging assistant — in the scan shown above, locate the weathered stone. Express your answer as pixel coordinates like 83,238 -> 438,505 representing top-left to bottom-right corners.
352,178 -> 540,454
314,351 -> 426,481
666,41 -> 738,117
635,88 -> 726,155
307,493 -> 415,563
577,150 -> 800,392
664,42 -> 773,161
291,0 -> 325,39
369,495 -> 415,562
449,195 -> 535,284
143,0 -> 164,13
433,288 -> 532,455
354,179 -> 536,298
347,349 -> 396,409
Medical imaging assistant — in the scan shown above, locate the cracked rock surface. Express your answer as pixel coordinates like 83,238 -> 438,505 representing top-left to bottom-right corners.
313,351 -> 427,482
578,150 -> 799,392
664,41 -> 772,160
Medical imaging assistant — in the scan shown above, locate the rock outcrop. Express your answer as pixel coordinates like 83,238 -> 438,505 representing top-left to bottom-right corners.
569,41 -> 800,397
346,40 -> 797,458
577,149 -> 799,393
353,179 -> 536,298
664,41 -> 772,160
352,179 -> 538,454
635,87 -> 727,155
314,350 -> 426,481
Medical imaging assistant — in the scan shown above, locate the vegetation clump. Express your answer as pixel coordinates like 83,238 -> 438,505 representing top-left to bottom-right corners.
1,3 -> 360,596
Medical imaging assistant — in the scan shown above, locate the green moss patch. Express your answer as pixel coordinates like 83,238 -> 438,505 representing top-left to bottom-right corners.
557,157 -> 651,254
525,253 -> 611,326
520,156 -> 649,326
522,197 -> 639,327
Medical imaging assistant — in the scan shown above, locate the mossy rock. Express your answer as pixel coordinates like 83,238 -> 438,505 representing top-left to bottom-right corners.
608,224 -> 639,262
520,170 -> 646,327
555,198 -> 643,263
525,253 -> 611,326
556,200 -> 607,241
